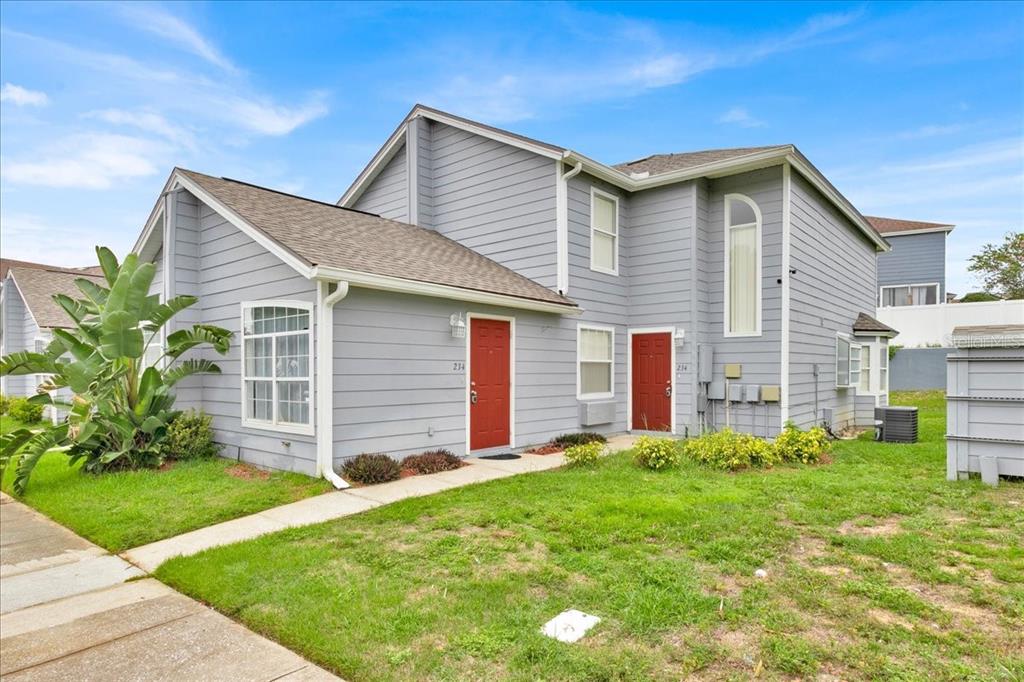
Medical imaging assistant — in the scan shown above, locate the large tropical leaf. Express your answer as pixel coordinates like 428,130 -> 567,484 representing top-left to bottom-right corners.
96,246 -> 120,287
53,294 -> 91,326
99,310 -> 145,359
52,328 -> 97,362
0,351 -> 58,376
166,325 -> 232,358
143,295 -> 198,332
163,358 -> 221,386
12,425 -> 68,495
102,253 -> 139,323
75,277 -> 109,311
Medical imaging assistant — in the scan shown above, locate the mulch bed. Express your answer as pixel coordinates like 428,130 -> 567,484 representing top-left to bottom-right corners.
226,463 -> 271,481
525,444 -> 564,455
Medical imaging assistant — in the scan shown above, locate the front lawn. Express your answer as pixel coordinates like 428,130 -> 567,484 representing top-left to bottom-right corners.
2,451 -> 331,552
157,392 -> 1023,681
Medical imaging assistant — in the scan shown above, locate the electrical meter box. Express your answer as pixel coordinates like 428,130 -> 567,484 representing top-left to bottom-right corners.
761,385 -> 780,402
728,383 -> 744,401
724,363 -> 742,379
708,381 -> 725,400
744,384 -> 760,402
697,345 -> 714,383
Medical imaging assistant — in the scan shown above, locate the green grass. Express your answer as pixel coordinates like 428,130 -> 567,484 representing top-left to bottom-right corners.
0,414 -> 41,435
157,392 -> 1023,681
2,435 -> 331,552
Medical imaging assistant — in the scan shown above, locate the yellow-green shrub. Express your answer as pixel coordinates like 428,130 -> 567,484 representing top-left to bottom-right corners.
773,422 -> 830,464
682,429 -> 777,471
564,441 -> 604,466
633,436 -> 681,470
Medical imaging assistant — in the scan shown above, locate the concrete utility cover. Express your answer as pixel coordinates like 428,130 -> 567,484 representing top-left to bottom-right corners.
541,609 -> 601,643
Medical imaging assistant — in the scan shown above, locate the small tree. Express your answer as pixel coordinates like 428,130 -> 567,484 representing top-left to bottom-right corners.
0,247 -> 232,493
967,232 -> 1024,300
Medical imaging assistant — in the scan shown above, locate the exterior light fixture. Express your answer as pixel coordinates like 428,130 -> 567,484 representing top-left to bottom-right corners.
449,313 -> 466,339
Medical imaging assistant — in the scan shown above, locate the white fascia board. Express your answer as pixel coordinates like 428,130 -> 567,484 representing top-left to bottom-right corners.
879,226 -> 955,237
417,107 -> 563,161
171,172 -> 315,280
130,171 -> 179,257
310,265 -> 581,316
338,123 -> 409,207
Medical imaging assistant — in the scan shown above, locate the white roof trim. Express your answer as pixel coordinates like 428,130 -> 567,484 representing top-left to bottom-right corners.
311,265 -> 580,316
876,225 -> 955,237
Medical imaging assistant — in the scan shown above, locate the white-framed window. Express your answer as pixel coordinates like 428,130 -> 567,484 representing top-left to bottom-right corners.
859,345 -> 871,392
836,334 -> 852,388
590,188 -> 619,275
724,194 -> 762,336
849,342 -> 862,389
879,283 -> 939,307
577,324 -> 614,399
240,301 -> 314,435
879,345 -> 889,393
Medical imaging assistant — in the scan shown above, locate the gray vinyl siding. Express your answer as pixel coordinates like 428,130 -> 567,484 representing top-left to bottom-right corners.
789,172 -> 878,429
0,279 -> 39,398
352,144 -> 409,222
567,172 -> 629,432
877,231 -> 947,301
330,288 -> 578,463
426,121 -> 558,289
167,191 -> 202,410
626,182 -> 698,434
698,167 -> 785,437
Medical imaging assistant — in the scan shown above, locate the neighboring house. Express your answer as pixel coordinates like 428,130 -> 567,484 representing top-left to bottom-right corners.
0,262 -> 106,420
867,216 -> 954,307
127,104 -> 894,482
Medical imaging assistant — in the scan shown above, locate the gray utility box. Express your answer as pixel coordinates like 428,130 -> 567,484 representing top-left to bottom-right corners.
579,400 -> 615,426
875,406 -> 918,443
946,325 -> 1024,486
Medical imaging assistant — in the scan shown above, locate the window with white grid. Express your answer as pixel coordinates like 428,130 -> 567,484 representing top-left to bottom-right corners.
241,302 -> 313,433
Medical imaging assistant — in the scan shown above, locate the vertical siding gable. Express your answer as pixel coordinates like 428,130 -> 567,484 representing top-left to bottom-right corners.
352,144 -> 409,222
0,280 -> 39,398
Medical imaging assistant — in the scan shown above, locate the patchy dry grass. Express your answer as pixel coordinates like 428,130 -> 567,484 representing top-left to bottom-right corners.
159,391 -> 1023,681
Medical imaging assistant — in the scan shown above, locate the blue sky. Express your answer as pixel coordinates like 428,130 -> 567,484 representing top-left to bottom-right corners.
1,1 -> 1021,295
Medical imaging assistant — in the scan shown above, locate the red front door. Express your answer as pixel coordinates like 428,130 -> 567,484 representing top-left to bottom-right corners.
470,318 -> 511,450
631,332 -> 672,431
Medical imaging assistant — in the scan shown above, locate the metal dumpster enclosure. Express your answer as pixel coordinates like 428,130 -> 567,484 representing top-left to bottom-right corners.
946,325 -> 1024,484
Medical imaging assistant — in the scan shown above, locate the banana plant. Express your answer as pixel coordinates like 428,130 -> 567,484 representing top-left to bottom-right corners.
1,247 -> 232,493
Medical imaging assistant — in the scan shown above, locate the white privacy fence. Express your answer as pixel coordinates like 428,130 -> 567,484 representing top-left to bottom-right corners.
876,300 -> 1024,347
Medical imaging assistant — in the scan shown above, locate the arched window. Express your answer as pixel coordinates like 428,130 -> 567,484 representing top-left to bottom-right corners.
724,194 -> 762,336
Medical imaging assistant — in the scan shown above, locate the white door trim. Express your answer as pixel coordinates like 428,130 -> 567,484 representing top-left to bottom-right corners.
626,327 -> 677,434
465,313 -> 516,453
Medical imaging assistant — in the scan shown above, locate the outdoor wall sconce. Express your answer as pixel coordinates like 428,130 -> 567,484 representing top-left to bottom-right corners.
449,313 -> 466,339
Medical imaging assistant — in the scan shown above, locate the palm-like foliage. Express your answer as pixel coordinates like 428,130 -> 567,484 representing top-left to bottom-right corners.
1,247 -> 231,493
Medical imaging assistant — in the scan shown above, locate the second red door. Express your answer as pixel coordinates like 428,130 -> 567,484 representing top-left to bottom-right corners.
469,318 -> 511,450
631,332 -> 672,431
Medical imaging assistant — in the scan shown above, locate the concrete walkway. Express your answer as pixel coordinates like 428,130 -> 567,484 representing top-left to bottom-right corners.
125,435 -> 638,573
0,493 -> 340,681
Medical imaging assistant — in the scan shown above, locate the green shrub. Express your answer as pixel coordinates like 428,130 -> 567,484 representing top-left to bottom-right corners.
564,441 -> 604,466
633,435 -> 681,470
552,432 -> 608,447
342,453 -> 401,484
0,393 -> 10,415
773,422 -> 830,464
160,410 -> 221,460
681,429 -> 776,471
401,449 -> 462,474
7,397 -> 43,424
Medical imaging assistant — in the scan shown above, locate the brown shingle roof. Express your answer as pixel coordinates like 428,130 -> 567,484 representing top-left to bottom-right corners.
612,146 -> 791,177
179,170 -> 576,309
7,266 -> 106,329
853,312 -> 898,337
864,216 -> 954,235
0,259 -> 101,281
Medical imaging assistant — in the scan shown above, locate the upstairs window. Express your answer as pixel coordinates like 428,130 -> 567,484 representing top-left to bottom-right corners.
241,302 -> 313,434
880,284 -> 938,307
590,189 -> 619,275
724,194 -> 761,336
578,325 -> 614,399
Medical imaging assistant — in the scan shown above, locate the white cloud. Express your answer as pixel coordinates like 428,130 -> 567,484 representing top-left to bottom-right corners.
0,212 -> 111,267
424,9 -> 860,123
216,92 -> 329,136
2,134 -> 166,189
85,109 -> 196,150
0,83 -> 48,106
110,4 -> 238,73
717,107 -> 766,128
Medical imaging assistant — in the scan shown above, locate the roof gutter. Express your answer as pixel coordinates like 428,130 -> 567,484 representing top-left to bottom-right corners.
315,279 -> 351,489
310,265 -> 581,316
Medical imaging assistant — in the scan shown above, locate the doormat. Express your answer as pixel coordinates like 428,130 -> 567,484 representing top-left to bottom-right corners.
478,453 -> 521,460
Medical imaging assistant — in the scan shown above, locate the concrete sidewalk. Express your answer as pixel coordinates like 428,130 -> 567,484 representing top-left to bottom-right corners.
0,493 -> 339,682
124,435 -> 637,573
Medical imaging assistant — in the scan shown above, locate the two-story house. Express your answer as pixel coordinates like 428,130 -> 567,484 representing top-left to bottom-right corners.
867,216 -> 954,307
84,105 -> 895,483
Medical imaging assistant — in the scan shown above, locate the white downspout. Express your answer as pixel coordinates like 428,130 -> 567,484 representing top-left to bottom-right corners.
316,279 -> 350,489
555,161 -> 583,295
